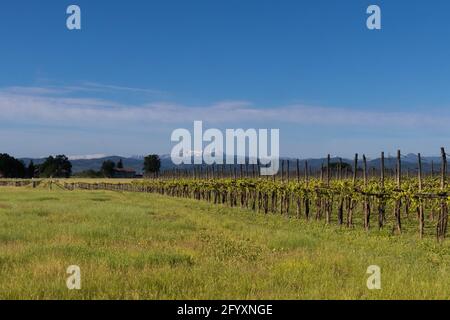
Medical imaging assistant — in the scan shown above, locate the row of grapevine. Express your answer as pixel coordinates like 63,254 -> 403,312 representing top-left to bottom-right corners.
60,176 -> 449,240
1,149 -> 449,240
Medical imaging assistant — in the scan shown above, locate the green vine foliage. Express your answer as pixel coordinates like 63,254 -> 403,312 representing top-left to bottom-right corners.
3,175 -> 449,239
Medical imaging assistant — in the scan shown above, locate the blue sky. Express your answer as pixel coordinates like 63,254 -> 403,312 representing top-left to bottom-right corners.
1,0 -> 450,158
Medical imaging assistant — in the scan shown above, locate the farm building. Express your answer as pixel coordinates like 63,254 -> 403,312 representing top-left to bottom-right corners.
112,168 -> 136,179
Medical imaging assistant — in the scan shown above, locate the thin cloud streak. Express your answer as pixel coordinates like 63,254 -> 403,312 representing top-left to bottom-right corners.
81,82 -> 168,96
0,86 -> 448,129
1,82 -> 168,98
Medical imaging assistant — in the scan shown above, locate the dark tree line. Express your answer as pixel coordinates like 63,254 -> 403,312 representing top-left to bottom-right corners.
0,153 -> 161,179
101,160 -> 116,178
0,154 -> 28,178
0,154 -> 72,178
79,158 -> 131,178
99,155 -> 161,178
39,155 -> 72,178
144,154 -> 161,176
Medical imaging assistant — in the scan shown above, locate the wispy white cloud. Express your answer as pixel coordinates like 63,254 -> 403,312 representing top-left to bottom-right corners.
67,154 -> 108,160
1,82 -> 168,98
4,86 -> 71,96
0,85 -> 448,130
80,82 -> 168,96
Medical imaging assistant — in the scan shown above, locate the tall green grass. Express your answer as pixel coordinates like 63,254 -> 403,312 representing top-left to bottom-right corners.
0,187 -> 449,299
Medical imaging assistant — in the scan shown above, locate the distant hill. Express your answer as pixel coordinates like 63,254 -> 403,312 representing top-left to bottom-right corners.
20,156 -> 144,174
19,153 -> 445,174
19,155 -> 184,174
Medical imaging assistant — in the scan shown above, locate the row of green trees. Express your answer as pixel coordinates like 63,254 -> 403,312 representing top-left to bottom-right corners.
99,159 -> 123,178
144,155 -> 161,176
0,153 -> 162,179
39,155 -> 72,178
74,159 -> 123,178
0,154 -> 72,178
98,155 -> 162,178
0,154 -> 30,178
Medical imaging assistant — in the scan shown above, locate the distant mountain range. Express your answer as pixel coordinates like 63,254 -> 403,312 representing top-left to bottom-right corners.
20,156 -> 146,174
19,153 -> 444,174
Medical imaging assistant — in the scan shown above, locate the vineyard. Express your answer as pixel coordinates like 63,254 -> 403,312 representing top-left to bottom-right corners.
1,150 -> 450,241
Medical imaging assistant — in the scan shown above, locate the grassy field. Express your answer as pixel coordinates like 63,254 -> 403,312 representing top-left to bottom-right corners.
0,186 -> 450,299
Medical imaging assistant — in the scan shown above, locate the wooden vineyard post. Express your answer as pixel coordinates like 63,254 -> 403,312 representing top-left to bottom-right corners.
286,160 -> 291,217
378,152 -> 386,229
304,160 -> 310,220
337,157 -> 344,225
394,150 -> 402,234
326,154 -> 331,187
295,159 -> 300,218
257,160 -> 261,179
320,163 -> 324,183
287,160 -> 290,183
441,148 -> 446,190
353,154 -> 358,185
304,160 -> 309,183
325,154 -> 331,224
348,153 -> 358,228
431,161 -> 434,178
418,153 -> 424,239
363,154 -> 370,230
363,155 -> 367,184
438,147 -> 448,241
